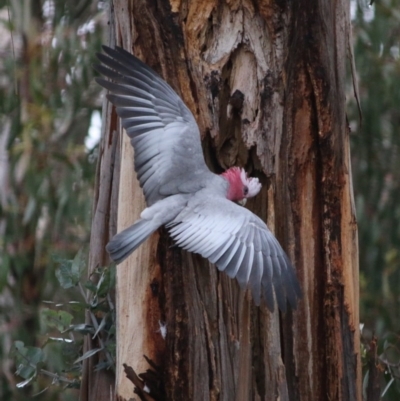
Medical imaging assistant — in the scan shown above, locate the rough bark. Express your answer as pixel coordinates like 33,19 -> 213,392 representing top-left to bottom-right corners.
366,337 -> 381,401
79,18 -> 120,401
86,0 -> 361,400
282,1 -> 360,400
79,85 -> 119,401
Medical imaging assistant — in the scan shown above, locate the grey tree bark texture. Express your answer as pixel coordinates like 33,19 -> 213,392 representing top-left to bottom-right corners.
81,0 -> 361,400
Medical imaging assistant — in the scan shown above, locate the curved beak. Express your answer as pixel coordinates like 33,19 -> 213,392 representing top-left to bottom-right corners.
238,198 -> 247,206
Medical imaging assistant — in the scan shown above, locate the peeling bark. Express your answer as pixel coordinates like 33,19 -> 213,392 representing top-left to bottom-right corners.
283,1 -> 360,400
85,0 -> 361,400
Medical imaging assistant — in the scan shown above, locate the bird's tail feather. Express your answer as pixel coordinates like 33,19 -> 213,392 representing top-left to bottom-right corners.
106,219 -> 159,264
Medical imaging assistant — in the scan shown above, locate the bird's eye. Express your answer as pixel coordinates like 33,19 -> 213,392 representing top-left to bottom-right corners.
243,186 -> 249,196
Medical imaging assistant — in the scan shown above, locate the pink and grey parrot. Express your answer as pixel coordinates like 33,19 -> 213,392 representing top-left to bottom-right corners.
95,46 -> 301,312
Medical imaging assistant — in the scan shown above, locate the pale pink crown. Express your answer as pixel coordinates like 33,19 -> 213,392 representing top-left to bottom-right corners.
239,168 -> 261,198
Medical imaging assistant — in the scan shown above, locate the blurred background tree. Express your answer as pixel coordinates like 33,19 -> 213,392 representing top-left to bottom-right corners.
351,0 -> 400,333
350,0 -> 400,398
0,0 -> 106,400
0,0 -> 399,400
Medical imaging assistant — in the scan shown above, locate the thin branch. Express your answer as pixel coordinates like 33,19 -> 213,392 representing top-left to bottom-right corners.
39,368 -> 78,385
78,282 -> 115,370
381,377 -> 394,398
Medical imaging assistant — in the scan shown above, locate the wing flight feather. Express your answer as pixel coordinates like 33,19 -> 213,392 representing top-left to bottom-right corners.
95,46 -> 213,205
168,196 -> 302,311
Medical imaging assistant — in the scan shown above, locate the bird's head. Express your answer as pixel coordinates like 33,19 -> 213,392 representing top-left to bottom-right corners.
221,167 -> 261,202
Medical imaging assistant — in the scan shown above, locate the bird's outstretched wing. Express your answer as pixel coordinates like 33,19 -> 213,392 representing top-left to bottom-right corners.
167,195 -> 302,311
94,46 -> 213,205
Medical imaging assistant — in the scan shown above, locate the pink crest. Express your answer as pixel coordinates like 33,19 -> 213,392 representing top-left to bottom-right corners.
221,167 -> 261,201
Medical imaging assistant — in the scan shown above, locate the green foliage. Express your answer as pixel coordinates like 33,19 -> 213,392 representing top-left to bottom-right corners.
11,252 -> 115,395
350,0 -> 400,336
55,249 -> 86,289
12,342 -> 46,387
0,1 -> 107,400
350,1 -> 400,399
351,0 -> 400,334
41,309 -> 74,332
360,329 -> 400,399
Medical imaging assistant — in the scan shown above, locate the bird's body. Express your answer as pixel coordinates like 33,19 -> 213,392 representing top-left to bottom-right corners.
95,46 -> 301,312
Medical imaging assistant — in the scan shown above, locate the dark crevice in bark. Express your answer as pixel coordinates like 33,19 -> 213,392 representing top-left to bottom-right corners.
365,337 -> 381,401
306,53 -> 329,401
340,288 -> 358,400
252,308 -> 266,399
158,232 -> 190,401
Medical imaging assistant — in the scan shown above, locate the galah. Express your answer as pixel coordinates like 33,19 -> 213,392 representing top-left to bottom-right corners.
95,46 -> 301,312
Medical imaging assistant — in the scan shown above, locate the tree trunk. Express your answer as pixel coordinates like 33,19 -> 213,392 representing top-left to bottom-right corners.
85,0 -> 361,400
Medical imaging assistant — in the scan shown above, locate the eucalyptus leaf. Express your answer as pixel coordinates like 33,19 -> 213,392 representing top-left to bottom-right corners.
12,341 -> 45,382
48,337 -> 74,343
84,280 -> 97,293
93,313 -> 108,339
55,249 -> 86,289
94,360 -> 111,371
16,364 -> 35,380
96,266 -> 116,297
74,347 -> 102,364
68,300 -> 87,312
66,323 -> 95,334
41,309 -> 73,332
22,196 -> 36,225
16,374 -> 36,388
